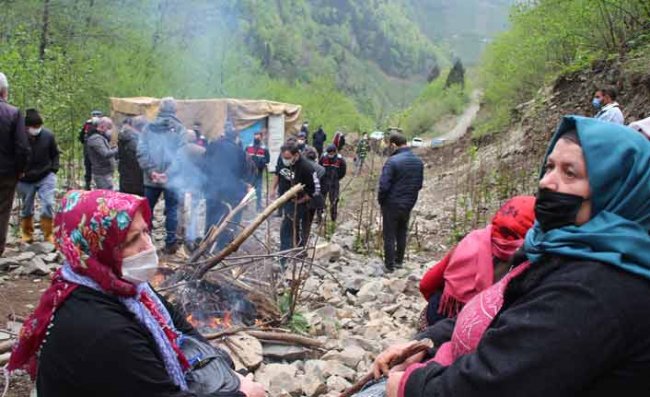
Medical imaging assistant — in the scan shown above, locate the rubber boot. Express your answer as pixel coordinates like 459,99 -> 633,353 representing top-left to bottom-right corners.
20,216 -> 34,244
40,217 -> 55,244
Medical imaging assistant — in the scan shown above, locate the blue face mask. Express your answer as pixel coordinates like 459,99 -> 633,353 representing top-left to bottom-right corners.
592,97 -> 602,110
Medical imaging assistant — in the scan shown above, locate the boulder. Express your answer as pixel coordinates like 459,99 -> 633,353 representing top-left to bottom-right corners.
255,363 -> 298,392
14,252 -> 36,263
324,360 -> 356,381
321,346 -> 366,368
26,242 -> 56,255
326,375 -> 351,393
212,333 -> 263,371
302,375 -> 327,397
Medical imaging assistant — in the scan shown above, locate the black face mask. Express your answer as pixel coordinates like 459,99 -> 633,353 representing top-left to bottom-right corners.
535,188 -> 585,232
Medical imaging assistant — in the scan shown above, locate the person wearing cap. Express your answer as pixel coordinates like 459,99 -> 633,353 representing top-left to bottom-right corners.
137,97 -> 187,255
245,131 -> 270,211
16,109 -> 59,243
79,110 -> 102,190
319,144 -> 347,223
0,72 -> 30,256
86,117 -> 117,190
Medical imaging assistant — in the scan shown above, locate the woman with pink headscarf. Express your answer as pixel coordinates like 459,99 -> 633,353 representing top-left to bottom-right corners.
7,190 -> 264,397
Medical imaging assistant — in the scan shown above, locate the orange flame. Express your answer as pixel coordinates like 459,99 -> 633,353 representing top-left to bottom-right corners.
186,311 -> 233,330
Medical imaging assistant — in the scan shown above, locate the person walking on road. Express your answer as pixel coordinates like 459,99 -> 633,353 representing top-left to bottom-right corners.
378,133 -> 423,272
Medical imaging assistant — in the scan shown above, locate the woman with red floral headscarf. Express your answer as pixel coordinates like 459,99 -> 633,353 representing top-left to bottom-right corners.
418,195 -> 536,326
7,190 -> 264,397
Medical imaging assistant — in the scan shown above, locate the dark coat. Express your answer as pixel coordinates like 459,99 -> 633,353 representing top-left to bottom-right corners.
407,255 -> 650,397
245,141 -> 270,172
20,128 -> 59,183
37,286 -> 243,397
378,147 -> 423,210
312,128 -> 327,149
0,99 -> 30,176
86,130 -> 117,176
204,136 -> 248,204
118,127 -> 144,195
137,112 -> 186,188
319,154 -> 346,188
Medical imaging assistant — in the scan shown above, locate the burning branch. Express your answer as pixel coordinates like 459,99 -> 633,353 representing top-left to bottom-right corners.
205,329 -> 324,350
190,184 -> 304,280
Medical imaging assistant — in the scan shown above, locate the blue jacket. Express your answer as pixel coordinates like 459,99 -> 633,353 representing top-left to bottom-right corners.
378,147 -> 423,210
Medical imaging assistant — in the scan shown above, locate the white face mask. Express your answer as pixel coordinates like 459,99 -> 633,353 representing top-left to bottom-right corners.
28,127 -> 42,136
121,247 -> 159,284
281,157 -> 294,167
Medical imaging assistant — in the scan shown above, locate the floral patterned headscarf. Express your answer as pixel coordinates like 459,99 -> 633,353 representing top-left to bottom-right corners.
8,190 -> 162,377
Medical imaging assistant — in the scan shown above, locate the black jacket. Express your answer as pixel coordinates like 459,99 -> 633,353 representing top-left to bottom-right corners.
0,99 -> 30,176
203,136 -> 248,203
312,129 -> 327,149
276,156 -> 316,201
378,147 -> 423,210
37,286 -> 243,397
21,128 -> 59,183
407,255 -> 650,397
319,154 -> 346,188
118,127 -> 144,195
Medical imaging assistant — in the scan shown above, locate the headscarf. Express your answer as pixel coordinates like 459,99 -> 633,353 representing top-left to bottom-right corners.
8,190 -> 189,389
419,196 -> 535,316
525,116 -> 650,279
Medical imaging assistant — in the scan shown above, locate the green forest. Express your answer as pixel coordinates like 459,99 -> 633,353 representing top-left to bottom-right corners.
4,0 -> 648,162
0,0 -> 511,158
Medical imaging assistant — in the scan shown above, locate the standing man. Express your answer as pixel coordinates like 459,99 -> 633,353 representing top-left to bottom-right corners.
276,143 -> 315,255
312,126 -> 327,158
86,117 -> 117,190
333,130 -> 346,151
246,131 -> 270,211
355,132 -> 370,175
319,144 -> 347,223
300,121 -> 310,144
296,131 -> 308,153
79,110 -> 102,190
203,122 -> 249,249
0,73 -> 30,256
137,97 -> 187,254
17,109 -> 59,243
593,86 -> 624,125
118,116 -> 146,196
378,133 -> 423,272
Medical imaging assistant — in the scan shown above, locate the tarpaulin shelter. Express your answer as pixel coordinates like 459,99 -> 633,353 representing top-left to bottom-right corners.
109,97 -> 302,141
110,97 -> 302,172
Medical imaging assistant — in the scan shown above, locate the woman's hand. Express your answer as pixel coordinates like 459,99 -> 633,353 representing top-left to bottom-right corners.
373,341 -> 419,379
238,373 -> 265,397
386,371 -> 405,397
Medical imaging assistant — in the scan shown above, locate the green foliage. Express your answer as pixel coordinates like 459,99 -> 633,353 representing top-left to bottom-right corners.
478,0 -> 650,135
278,292 -> 310,333
395,73 -> 470,137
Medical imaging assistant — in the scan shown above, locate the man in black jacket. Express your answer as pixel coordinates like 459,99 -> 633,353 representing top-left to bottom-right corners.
312,126 -> 327,158
319,144 -> 347,223
79,110 -> 102,190
378,133 -> 423,272
16,109 -> 59,244
278,143 -> 316,256
245,131 -> 270,211
203,124 -> 249,250
118,116 -> 145,196
0,73 -> 30,256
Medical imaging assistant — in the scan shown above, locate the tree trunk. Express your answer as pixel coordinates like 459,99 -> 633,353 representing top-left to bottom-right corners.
39,0 -> 51,62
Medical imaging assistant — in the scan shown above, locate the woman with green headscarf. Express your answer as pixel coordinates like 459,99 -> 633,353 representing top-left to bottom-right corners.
379,116 -> 650,397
